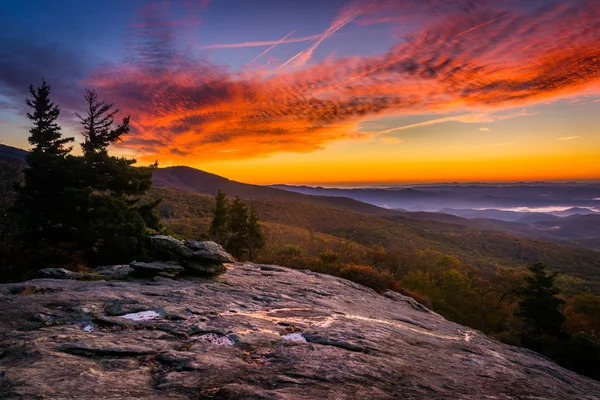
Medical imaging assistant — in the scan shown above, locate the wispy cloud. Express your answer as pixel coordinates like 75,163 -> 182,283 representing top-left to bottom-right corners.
279,0 -> 381,69
247,30 -> 297,64
201,34 -> 320,49
375,110 -> 534,134
379,136 -> 402,144
557,136 -> 580,140
479,127 -> 491,132
83,0 -> 600,163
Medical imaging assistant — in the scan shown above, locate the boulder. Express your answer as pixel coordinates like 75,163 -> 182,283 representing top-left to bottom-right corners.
38,268 -> 84,279
150,235 -> 232,276
184,240 -> 235,263
130,261 -> 185,277
150,235 -> 193,260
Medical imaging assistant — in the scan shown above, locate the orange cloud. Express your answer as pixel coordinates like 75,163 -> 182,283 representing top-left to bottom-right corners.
87,0 -> 600,165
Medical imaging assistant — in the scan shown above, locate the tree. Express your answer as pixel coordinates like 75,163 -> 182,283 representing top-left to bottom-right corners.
515,263 -> 566,349
77,89 -> 129,155
14,80 -> 78,264
247,205 -> 265,260
26,80 -> 73,155
226,196 -> 249,259
209,189 -> 229,244
75,89 -> 161,265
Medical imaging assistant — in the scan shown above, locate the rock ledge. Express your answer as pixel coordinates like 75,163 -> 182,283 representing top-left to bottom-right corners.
1,262 -> 599,399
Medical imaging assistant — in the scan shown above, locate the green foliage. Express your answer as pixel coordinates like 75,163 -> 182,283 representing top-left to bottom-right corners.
209,189 -> 228,244
565,293 -> 600,343
515,262 -> 566,347
247,205 -> 265,260
225,196 -> 249,259
12,81 -> 79,270
277,244 -> 305,257
4,83 -> 161,279
208,193 -> 265,260
319,249 -> 340,264
72,89 -> 160,266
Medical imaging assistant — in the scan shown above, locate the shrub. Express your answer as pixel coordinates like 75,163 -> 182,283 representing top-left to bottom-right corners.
278,244 -> 305,257
319,250 -> 340,264
338,264 -> 389,293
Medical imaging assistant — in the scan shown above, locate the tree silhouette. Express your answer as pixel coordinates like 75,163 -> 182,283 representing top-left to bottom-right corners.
26,80 -> 73,155
247,205 -> 265,260
226,196 -> 249,259
75,89 -> 161,265
209,189 -> 229,244
516,262 -> 566,349
77,89 -> 129,155
15,80 -> 78,263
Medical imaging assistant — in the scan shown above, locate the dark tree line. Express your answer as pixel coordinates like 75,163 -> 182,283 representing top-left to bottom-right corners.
1,80 -> 160,280
209,190 -> 265,260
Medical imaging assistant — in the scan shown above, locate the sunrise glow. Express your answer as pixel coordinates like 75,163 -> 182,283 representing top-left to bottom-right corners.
1,0 -> 599,184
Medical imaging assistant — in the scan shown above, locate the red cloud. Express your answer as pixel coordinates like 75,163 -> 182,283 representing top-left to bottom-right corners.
86,0 -> 600,165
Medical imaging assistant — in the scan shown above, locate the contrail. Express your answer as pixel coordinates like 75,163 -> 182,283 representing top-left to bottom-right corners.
278,0 -> 381,70
201,34 -> 319,49
248,30 -> 296,64
454,12 -> 515,38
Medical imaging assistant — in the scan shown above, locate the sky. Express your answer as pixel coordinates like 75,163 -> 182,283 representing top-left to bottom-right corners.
0,0 -> 599,185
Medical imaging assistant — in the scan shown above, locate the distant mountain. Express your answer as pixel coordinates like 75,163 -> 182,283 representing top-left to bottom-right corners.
272,183 -> 600,212
0,144 -> 27,164
153,166 -> 399,217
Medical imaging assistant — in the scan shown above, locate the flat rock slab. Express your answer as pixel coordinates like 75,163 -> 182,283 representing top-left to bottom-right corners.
130,261 -> 185,277
1,262 -> 599,399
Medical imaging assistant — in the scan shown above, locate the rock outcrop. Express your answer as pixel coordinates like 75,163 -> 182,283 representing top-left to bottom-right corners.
1,263 -> 599,399
150,235 -> 233,275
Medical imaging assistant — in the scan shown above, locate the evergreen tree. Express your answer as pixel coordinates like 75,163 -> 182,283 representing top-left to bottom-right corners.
26,80 -> 73,155
209,189 -> 229,245
76,89 -> 161,265
246,205 -> 265,261
515,262 -> 566,349
226,196 -> 249,259
14,80 -> 78,264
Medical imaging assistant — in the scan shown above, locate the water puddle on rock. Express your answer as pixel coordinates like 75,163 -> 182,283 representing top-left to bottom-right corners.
281,333 -> 307,343
119,311 -> 160,321
193,333 -> 235,346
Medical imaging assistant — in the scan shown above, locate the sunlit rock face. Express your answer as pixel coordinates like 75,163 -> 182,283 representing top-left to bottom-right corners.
1,263 -> 599,399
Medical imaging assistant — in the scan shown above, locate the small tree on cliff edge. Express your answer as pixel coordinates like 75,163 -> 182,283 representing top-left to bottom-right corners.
209,189 -> 229,244
247,205 -> 265,260
76,89 -> 161,265
515,262 -> 566,350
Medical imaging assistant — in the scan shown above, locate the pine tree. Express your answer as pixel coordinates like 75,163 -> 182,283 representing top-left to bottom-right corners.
516,262 -> 566,349
26,80 -> 73,155
209,189 -> 229,245
76,89 -> 161,265
246,205 -> 265,261
15,80 -> 78,263
226,196 -> 249,259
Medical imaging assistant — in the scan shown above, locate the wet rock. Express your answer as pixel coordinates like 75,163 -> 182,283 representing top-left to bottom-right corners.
1,262 -> 599,399
130,261 -> 185,277
38,268 -> 84,279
